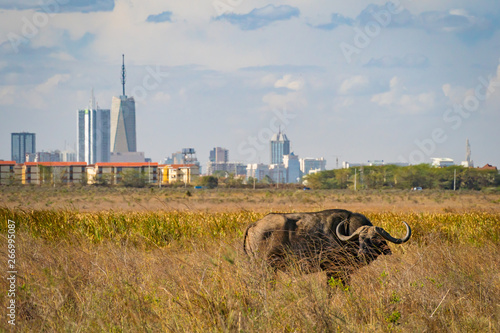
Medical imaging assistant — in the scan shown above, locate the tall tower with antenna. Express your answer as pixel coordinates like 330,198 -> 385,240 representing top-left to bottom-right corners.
121,54 -> 126,97
110,54 -> 137,155
270,126 -> 290,164
461,138 -> 474,168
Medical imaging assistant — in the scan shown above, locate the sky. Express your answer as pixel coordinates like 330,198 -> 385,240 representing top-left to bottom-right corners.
1,0 -> 500,169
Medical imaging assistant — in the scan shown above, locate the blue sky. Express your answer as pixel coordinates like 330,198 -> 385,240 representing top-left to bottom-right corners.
1,0 -> 499,169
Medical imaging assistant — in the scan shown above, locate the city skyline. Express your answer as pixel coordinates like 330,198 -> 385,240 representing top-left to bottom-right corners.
1,1 -> 500,169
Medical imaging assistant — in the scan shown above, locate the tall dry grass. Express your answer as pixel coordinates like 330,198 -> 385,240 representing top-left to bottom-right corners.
0,208 -> 499,332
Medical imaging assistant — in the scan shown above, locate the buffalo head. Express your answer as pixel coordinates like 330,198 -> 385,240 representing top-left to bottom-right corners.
336,220 -> 411,262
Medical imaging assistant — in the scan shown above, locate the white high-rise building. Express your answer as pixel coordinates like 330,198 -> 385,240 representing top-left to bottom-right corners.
283,153 -> 301,183
300,157 -> 326,175
77,91 -> 110,164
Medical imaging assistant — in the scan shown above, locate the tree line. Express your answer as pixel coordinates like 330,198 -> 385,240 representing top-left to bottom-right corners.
303,164 -> 500,190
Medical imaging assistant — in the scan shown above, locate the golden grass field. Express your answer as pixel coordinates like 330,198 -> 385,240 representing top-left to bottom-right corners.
1,186 -> 500,213
1,186 -> 499,332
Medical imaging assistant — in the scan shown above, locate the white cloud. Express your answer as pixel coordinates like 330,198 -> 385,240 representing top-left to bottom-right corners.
49,52 -> 76,62
152,91 -> 171,104
0,1 -> 499,168
274,74 -> 304,91
482,61 -> 500,113
35,74 -> 71,94
442,60 -> 500,110
371,77 -> 436,114
333,96 -> 354,109
261,74 -> 277,86
214,4 -> 300,30
0,84 -> 46,109
442,83 -> 469,104
338,75 -> 369,95
0,86 -> 16,105
365,54 -> 429,68
262,91 -> 307,111
487,62 -> 500,96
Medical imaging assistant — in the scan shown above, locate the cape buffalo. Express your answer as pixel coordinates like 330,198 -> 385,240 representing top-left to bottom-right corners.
243,209 -> 411,283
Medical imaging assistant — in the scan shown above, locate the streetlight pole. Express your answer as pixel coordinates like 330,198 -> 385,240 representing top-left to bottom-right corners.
354,168 -> 357,191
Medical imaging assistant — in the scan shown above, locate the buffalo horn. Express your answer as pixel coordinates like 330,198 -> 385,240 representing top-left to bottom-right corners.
336,220 -> 363,241
375,221 -> 412,244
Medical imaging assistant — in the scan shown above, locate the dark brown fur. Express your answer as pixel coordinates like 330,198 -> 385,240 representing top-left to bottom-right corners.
243,209 -> 411,283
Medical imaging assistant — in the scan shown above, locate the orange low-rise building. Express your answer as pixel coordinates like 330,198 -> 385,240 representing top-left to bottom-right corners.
16,162 -> 87,185
87,162 -> 158,185
159,164 -> 200,185
0,161 -> 17,185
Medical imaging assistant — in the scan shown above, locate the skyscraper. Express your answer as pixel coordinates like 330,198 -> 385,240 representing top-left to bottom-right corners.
110,54 -> 136,154
11,132 -> 36,163
209,147 -> 229,163
283,152 -> 301,183
461,138 -> 474,168
77,92 -> 110,164
466,138 -> 472,166
270,129 -> 290,164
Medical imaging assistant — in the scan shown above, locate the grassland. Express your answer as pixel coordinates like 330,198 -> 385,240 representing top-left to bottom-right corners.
1,187 -> 499,332
1,185 -> 499,213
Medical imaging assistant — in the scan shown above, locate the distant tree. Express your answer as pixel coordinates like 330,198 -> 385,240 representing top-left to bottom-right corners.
247,177 -> 258,184
304,170 -> 334,189
335,169 -> 351,189
121,169 -> 147,187
260,175 -> 274,185
460,168 -> 498,190
38,165 -> 52,185
95,173 -> 113,186
199,176 -> 218,189
212,170 -> 228,178
301,164 -> 500,191
79,170 -> 89,186
226,174 -> 244,188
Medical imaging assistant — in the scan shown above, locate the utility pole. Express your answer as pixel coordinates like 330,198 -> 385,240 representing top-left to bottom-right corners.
354,168 -> 357,191
453,169 -> 456,191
